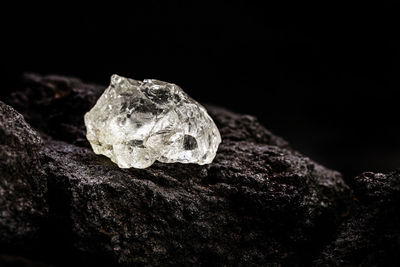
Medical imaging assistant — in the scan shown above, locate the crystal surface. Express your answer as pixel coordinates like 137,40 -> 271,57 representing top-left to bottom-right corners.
84,74 -> 221,169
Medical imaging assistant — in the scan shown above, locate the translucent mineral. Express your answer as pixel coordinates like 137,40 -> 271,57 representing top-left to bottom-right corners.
84,74 -> 221,169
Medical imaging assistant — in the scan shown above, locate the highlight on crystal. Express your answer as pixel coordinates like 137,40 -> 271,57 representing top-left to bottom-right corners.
84,74 -> 221,169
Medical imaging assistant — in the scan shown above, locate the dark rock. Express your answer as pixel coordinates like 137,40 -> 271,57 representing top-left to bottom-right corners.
1,74 -> 353,266
8,73 -> 103,147
316,171 -> 400,266
41,138 -> 350,266
205,105 -> 289,148
0,254 -> 51,267
8,73 -> 289,150
0,101 -> 47,248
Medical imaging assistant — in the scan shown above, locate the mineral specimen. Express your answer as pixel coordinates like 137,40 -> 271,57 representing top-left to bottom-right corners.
84,75 -> 221,168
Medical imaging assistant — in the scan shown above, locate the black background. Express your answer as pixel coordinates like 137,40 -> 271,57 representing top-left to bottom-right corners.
2,2 -> 399,180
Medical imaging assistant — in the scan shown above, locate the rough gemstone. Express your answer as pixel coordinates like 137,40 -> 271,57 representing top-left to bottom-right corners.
84,75 -> 221,168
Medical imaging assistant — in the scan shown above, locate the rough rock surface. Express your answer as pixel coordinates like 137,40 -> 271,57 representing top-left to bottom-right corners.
0,73 -> 397,266
0,102 -> 47,249
316,171 -> 400,266
9,73 -> 103,147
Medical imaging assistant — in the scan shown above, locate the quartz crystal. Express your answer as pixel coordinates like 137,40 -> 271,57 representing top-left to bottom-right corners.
84,74 -> 221,169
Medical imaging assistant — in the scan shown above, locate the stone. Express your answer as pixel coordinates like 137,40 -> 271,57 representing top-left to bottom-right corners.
0,101 -> 47,247
1,74 -> 352,266
7,74 -> 399,266
315,170 -> 400,266
84,74 -> 221,169
8,73 -> 104,147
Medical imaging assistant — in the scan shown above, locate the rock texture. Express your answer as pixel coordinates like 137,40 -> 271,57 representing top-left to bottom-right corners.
316,171 -> 400,266
0,73 -> 398,266
0,102 -> 47,249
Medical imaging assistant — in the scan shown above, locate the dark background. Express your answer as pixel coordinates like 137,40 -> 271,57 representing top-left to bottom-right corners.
2,2 -> 399,180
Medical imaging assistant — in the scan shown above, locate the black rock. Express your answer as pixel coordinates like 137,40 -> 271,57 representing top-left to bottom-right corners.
0,254 -> 50,267
8,73 -> 103,147
1,74 -> 355,266
316,171 -> 400,266
0,102 -> 47,257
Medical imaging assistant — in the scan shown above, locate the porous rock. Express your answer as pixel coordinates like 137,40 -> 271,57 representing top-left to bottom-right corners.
315,171 -> 400,266
0,101 -> 47,248
1,74 -> 353,266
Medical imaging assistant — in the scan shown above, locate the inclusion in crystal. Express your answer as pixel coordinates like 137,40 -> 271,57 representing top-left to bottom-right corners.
84,74 -> 221,168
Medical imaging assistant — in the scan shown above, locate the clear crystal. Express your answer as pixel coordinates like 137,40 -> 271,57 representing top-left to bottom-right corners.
84,74 -> 221,169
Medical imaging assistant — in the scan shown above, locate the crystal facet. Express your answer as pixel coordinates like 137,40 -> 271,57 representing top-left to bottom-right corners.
84,75 -> 221,169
